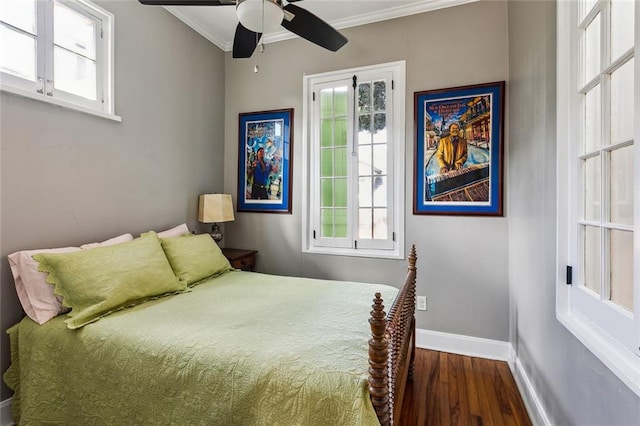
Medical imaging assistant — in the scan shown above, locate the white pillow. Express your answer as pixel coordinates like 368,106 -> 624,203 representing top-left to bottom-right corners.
9,246 -> 81,325
156,223 -> 190,238
8,233 -> 135,325
80,233 -> 133,250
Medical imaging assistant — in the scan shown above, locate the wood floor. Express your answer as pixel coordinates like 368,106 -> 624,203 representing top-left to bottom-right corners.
397,349 -> 532,426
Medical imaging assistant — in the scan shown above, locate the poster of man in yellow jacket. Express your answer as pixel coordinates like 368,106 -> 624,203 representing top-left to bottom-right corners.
435,122 -> 467,174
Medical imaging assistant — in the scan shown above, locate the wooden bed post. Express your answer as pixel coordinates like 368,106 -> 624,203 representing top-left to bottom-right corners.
368,293 -> 390,426
369,245 -> 417,426
408,244 -> 417,380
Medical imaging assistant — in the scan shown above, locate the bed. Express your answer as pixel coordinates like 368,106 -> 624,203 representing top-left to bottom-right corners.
4,230 -> 416,426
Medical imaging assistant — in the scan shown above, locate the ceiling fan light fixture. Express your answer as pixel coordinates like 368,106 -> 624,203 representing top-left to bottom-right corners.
237,0 -> 283,33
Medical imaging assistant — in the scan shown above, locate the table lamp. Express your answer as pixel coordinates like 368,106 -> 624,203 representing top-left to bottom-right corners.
198,194 -> 235,243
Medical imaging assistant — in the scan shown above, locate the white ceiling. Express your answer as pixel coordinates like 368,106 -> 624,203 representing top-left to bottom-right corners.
162,0 -> 477,52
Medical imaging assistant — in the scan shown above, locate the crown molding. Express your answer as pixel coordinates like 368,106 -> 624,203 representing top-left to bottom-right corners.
165,0 -> 479,52
164,6 -> 229,51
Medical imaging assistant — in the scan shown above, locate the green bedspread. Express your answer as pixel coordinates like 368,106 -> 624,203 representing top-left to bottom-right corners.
4,270 -> 398,425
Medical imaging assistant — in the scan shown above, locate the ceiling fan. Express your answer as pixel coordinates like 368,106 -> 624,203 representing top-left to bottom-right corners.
138,0 -> 348,58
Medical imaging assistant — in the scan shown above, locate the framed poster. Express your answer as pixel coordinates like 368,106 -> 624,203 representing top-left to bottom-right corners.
237,108 -> 293,213
413,81 -> 505,216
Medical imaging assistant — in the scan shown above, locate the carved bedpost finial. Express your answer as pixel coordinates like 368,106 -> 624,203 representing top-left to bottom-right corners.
408,244 -> 417,272
369,293 -> 390,426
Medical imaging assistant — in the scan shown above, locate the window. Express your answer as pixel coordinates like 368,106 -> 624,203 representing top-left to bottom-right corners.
0,0 -> 116,119
557,0 -> 639,396
302,61 -> 405,259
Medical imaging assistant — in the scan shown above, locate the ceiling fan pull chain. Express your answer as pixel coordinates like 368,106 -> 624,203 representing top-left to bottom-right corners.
253,3 -> 264,74
261,0 -> 266,55
253,29 -> 260,73
253,0 -> 266,72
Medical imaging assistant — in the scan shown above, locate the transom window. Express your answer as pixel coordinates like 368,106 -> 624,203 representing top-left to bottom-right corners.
303,61 -> 405,259
0,0 -> 116,119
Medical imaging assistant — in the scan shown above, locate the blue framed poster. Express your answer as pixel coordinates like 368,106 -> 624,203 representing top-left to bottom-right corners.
237,108 -> 293,213
413,82 -> 505,216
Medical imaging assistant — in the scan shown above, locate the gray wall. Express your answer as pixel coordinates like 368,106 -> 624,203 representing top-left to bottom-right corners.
0,1 -> 226,399
223,1 -> 510,340
508,1 -> 640,424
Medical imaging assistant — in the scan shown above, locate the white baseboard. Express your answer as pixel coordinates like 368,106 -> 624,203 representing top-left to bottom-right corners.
415,328 -> 512,361
513,357 -> 552,426
0,398 -> 13,426
415,328 -> 550,426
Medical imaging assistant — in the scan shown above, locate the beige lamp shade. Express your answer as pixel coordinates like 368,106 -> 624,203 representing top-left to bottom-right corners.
198,194 -> 235,223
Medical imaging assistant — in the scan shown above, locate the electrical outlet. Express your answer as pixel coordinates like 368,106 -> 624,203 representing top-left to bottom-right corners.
417,296 -> 427,311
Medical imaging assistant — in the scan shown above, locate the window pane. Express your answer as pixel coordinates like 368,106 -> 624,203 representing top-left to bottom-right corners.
611,0 -> 634,60
334,117 -> 347,147
373,144 -> 387,175
359,177 -> 372,208
54,46 -> 96,100
321,209 -> 333,238
335,178 -> 347,207
610,145 -> 634,225
610,59 -> 634,144
358,82 -> 371,113
54,1 -> 96,59
0,25 -> 35,81
609,229 -> 634,312
583,225 -> 601,294
360,207 -> 388,240
359,208 -> 372,239
334,147 -> 347,177
584,85 -> 601,153
358,114 -> 371,144
373,208 -> 387,239
334,87 -> 347,116
321,119 -> 333,147
375,127 -> 388,146
373,176 -> 387,207
320,149 -> 332,177
358,145 -> 372,176
583,156 -> 601,221
0,0 -> 36,33
334,209 -> 347,238
320,89 -> 333,118
373,113 -> 386,143
373,80 -> 386,111
584,13 -> 601,84
321,179 -> 333,207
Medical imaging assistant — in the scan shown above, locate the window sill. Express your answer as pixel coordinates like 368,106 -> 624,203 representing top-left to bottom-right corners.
303,245 -> 404,260
1,85 -> 121,122
557,311 -> 640,397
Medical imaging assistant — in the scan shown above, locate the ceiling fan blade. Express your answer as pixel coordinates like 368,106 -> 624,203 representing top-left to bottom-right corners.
233,23 -> 262,58
281,3 -> 347,52
138,0 -> 235,5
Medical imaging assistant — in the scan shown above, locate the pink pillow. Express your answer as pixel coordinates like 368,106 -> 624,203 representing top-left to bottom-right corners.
8,233 -> 135,324
156,223 -> 190,238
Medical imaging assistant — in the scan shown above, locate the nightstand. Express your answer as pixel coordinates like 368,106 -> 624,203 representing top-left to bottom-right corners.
221,248 -> 257,271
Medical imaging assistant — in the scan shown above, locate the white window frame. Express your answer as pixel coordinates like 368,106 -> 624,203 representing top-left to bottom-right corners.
556,0 -> 640,397
302,61 -> 405,259
0,0 -> 119,121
